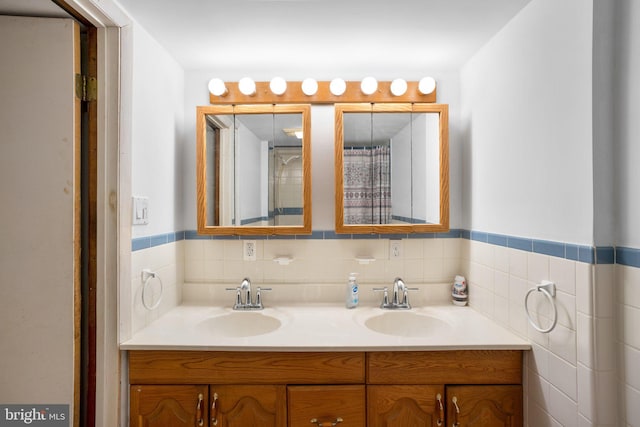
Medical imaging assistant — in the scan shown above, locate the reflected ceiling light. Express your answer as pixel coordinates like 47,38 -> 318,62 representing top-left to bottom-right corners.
208,78 -> 227,96
270,77 -> 287,95
330,78 -> 346,96
283,128 -> 303,139
301,78 -> 318,96
418,76 -> 436,95
360,76 -> 378,95
238,77 -> 256,95
390,78 -> 407,96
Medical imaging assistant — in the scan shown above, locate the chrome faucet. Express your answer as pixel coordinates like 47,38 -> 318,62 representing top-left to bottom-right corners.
373,277 -> 418,309
226,278 -> 271,310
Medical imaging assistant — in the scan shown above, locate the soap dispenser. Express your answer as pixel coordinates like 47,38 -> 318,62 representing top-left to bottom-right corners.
346,273 -> 359,309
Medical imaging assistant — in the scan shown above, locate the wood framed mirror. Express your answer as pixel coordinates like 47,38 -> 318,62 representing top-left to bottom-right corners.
335,103 -> 449,234
196,104 -> 311,235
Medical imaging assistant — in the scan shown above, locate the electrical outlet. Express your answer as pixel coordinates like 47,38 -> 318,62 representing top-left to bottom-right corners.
389,240 -> 402,259
243,240 -> 257,261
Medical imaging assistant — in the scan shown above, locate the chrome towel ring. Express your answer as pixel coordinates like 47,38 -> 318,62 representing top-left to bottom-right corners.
141,269 -> 163,310
525,281 -> 557,333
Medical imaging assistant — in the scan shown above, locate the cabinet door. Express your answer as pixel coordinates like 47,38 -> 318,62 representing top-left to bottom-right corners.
130,385 -> 207,427
210,385 -> 286,427
288,385 -> 365,427
367,385 -> 445,427
446,385 -> 522,427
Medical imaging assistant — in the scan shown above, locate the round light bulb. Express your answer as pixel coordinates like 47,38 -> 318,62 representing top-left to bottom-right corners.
390,78 -> 407,96
360,76 -> 378,95
208,78 -> 227,96
238,77 -> 256,96
301,78 -> 318,96
269,77 -> 287,95
418,76 -> 436,95
330,78 -> 347,96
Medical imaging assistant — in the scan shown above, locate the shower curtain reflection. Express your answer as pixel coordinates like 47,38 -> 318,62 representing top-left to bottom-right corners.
343,145 -> 391,224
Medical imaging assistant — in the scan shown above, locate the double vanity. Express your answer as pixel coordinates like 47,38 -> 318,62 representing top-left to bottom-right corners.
123,283 -> 529,427
124,84 -> 529,426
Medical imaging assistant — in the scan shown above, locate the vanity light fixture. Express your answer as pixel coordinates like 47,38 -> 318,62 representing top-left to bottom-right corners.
269,77 -> 287,95
238,77 -> 257,96
301,78 -> 318,96
418,76 -> 436,95
390,78 -> 408,96
206,77 -> 438,103
360,76 -> 378,95
208,78 -> 227,96
330,78 -> 347,96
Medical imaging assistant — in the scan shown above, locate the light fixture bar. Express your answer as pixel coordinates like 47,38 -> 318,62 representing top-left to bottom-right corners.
208,80 -> 437,104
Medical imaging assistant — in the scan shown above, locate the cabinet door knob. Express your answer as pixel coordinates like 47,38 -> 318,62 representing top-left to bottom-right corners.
310,416 -> 343,426
196,393 -> 204,427
436,393 -> 444,426
211,392 -> 219,426
451,396 -> 460,427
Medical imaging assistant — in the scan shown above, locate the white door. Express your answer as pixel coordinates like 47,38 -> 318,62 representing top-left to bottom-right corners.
0,15 -> 80,419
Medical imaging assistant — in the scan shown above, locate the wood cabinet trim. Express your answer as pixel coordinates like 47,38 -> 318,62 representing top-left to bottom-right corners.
129,351 -> 365,384
366,350 -> 522,385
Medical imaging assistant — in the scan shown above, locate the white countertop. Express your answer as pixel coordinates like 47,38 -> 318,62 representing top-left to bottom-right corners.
120,303 -> 531,352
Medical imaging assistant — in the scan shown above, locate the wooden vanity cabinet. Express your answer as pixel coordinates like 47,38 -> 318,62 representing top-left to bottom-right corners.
288,385 -> 365,427
130,384 -> 208,427
446,385 -> 522,427
367,350 -> 523,427
367,385 -> 445,427
129,351 -> 364,427
209,385 -> 286,427
129,350 -> 523,427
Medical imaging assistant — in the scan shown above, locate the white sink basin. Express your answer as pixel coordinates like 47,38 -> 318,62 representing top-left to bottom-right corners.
198,312 -> 282,337
364,311 -> 449,337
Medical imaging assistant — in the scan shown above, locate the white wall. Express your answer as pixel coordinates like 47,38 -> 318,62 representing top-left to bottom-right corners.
130,23 -> 185,238
122,21 -> 186,339
461,0 -> 594,246
460,0 -> 600,425
614,1 -> 640,425
615,0 -> 640,249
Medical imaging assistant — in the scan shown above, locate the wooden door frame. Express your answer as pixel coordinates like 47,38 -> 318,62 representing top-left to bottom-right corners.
49,2 -> 98,426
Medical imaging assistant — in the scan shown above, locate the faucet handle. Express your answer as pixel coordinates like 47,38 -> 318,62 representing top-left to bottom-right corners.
373,287 -> 390,306
402,287 -> 419,305
255,287 -> 272,308
225,287 -> 242,308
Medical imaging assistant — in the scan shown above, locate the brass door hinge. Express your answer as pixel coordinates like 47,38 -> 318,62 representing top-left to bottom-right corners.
75,74 -> 97,102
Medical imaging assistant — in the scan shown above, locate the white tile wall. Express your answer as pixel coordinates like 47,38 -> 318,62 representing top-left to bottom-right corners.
127,235 -> 637,426
183,237 -> 462,287
617,264 -> 640,427
128,241 -> 184,334
461,239 -> 592,426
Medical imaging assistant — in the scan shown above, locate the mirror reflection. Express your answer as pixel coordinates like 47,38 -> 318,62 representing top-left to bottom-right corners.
336,103 -> 449,234
197,104 -> 311,235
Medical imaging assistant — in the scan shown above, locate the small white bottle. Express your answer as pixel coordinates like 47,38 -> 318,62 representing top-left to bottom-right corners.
346,273 -> 359,308
452,275 -> 468,306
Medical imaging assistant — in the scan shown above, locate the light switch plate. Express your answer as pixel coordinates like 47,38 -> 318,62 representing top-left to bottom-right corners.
132,196 -> 149,225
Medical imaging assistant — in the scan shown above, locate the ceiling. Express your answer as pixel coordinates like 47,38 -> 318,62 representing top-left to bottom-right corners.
0,0 -> 72,19
115,0 -> 533,75
1,0 -> 533,75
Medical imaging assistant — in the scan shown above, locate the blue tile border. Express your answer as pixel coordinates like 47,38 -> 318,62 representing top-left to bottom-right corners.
131,231 -> 186,252
617,247 -> 640,268
132,229 -> 637,267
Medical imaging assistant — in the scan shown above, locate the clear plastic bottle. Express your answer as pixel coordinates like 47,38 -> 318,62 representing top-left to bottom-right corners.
346,273 -> 359,308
